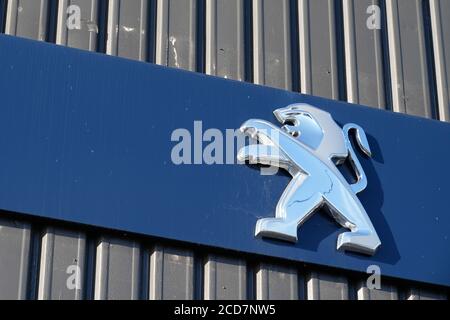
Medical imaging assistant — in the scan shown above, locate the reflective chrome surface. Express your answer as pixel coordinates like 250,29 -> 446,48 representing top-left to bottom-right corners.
238,103 -> 381,256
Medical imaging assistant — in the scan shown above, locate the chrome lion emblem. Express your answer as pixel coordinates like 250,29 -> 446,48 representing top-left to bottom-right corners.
237,103 -> 381,255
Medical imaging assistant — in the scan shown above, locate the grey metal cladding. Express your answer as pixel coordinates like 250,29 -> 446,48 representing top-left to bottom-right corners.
155,0 -> 197,71
256,264 -> 298,300
343,0 -> 386,109
204,255 -> 247,300
299,0 -> 339,100
357,281 -> 398,300
94,237 -> 142,300
386,0 -> 433,118
307,272 -> 349,300
253,0 -> 292,90
430,0 -> 450,122
56,0 -> 99,51
5,0 -> 49,41
107,0 -> 149,61
149,246 -> 194,300
0,218 -> 31,300
407,287 -> 448,300
38,228 -> 86,300
205,0 -> 245,81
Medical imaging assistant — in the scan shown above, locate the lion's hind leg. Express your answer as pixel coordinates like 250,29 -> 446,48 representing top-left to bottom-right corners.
256,175 -> 324,243
323,180 -> 381,255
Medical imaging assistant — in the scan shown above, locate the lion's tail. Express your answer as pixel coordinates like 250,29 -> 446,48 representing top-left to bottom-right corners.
343,124 -> 372,194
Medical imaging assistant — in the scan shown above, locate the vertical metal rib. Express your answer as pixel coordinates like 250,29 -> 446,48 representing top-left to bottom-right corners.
204,5 -> 253,300
149,246 -> 194,300
298,0 -> 339,99
252,0 -> 292,90
38,228 -> 86,300
385,0 -> 433,117
106,0 -> 149,61
256,263 -> 298,300
155,0 -> 197,71
205,0 -> 245,81
429,0 -> 450,121
343,0 -> 386,108
307,272 -> 348,300
204,255 -> 247,300
56,0 -> 99,51
94,237 -> 141,300
0,218 -> 31,300
297,1 -> 350,297
5,0 -> 49,40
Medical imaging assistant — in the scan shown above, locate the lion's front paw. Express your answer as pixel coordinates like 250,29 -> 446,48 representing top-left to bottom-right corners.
255,218 -> 298,243
237,145 -> 286,166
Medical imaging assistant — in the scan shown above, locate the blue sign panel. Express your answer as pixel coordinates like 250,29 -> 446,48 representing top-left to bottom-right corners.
0,35 -> 449,287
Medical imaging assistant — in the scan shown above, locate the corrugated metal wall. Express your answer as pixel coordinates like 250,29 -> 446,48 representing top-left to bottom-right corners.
0,0 -> 449,300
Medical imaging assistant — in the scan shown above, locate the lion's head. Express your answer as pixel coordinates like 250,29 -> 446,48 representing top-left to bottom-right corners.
273,104 -> 325,150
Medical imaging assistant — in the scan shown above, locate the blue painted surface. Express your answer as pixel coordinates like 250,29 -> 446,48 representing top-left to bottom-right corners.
0,34 -> 449,287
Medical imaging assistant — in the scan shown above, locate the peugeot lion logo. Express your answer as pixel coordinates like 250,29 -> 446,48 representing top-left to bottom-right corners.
237,103 -> 381,256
